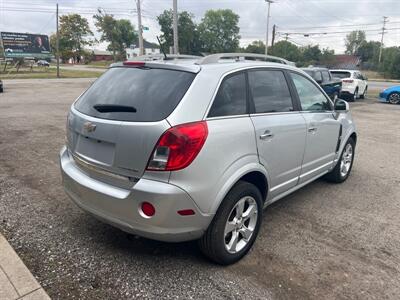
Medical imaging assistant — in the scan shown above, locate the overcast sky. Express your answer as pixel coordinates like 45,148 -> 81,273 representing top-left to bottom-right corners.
1,0 -> 399,53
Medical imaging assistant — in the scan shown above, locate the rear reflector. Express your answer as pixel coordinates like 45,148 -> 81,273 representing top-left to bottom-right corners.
177,209 -> 195,216
146,121 -> 208,171
140,202 -> 155,217
123,61 -> 145,67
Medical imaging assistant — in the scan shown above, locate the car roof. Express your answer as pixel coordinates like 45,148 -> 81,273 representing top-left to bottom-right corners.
301,67 -> 329,71
112,58 -> 302,77
330,69 -> 357,73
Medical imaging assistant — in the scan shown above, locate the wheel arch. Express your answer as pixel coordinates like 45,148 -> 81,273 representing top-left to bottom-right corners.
387,91 -> 400,102
209,163 -> 270,214
350,132 -> 357,145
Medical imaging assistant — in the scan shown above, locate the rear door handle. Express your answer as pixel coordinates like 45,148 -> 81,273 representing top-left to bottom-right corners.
308,127 -> 317,133
260,130 -> 274,140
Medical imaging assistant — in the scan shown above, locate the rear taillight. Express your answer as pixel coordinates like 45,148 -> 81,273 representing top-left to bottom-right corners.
343,79 -> 354,83
123,61 -> 145,67
146,121 -> 208,171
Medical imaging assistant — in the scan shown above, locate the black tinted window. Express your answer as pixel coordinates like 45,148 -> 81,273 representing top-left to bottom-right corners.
331,71 -> 351,79
74,67 -> 196,122
248,70 -> 293,113
321,71 -> 330,82
291,72 -> 331,111
208,73 -> 247,117
314,71 -> 322,81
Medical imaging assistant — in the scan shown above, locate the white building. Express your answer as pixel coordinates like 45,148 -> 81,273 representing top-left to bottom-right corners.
126,40 -> 160,59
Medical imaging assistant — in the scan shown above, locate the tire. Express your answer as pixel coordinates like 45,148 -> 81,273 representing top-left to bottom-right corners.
388,92 -> 400,104
0,87 -> 3,93
325,138 -> 355,183
359,86 -> 367,99
199,181 -> 263,265
349,88 -> 358,102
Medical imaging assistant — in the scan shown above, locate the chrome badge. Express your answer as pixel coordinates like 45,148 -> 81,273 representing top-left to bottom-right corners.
83,121 -> 96,133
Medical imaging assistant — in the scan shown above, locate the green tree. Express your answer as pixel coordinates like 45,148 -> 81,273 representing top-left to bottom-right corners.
344,30 -> 366,55
244,40 -> 266,54
301,45 -> 322,65
198,9 -> 240,53
320,47 -> 335,66
157,10 -> 199,54
270,40 -> 301,62
356,41 -> 381,69
54,14 -> 93,62
380,47 -> 400,79
94,11 -> 137,60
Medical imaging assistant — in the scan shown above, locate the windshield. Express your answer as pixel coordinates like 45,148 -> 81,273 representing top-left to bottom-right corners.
331,71 -> 351,79
74,67 -> 196,122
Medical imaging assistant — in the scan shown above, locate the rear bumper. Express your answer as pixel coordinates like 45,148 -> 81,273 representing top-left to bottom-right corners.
340,89 -> 355,96
59,146 -> 213,242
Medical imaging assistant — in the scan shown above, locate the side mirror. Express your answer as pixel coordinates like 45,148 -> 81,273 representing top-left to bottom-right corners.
334,99 -> 349,112
316,79 -> 323,84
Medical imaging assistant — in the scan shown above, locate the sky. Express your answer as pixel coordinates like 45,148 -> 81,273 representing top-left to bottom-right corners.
0,0 -> 400,54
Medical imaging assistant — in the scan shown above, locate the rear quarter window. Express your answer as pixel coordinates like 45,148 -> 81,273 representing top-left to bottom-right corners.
74,67 -> 196,122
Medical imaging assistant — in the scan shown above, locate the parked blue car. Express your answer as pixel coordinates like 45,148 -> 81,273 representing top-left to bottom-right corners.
379,85 -> 400,104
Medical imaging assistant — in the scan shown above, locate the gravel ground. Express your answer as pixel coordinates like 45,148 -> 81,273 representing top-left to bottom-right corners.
0,79 -> 399,299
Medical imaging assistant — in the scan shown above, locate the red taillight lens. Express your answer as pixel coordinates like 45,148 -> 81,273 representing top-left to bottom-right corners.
123,61 -> 145,67
147,121 -> 208,171
177,209 -> 195,216
343,79 -> 354,83
140,202 -> 155,217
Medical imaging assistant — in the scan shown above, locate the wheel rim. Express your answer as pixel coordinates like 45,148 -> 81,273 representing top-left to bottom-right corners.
354,90 -> 358,100
389,93 -> 400,104
340,143 -> 353,177
224,196 -> 258,254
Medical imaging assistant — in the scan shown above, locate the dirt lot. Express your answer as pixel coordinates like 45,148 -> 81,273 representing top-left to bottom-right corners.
0,79 -> 399,299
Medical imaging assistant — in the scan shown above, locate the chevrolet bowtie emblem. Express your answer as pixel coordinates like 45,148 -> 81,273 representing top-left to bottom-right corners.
83,121 -> 96,132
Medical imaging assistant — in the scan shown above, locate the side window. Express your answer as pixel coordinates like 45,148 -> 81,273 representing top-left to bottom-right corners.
314,71 -> 322,82
208,73 -> 247,118
321,71 -> 330,82
291,73 -> 332,111
248,70 -> 294,113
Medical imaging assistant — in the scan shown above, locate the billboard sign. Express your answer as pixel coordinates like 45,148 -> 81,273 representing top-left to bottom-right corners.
0,32 -> 51,59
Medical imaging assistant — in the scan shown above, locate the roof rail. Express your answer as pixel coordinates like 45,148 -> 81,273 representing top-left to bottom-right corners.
131,54 -> 203,61
196,53 -> 295,66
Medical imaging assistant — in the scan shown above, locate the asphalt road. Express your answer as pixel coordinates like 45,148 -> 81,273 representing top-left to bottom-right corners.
368,80 -> 399,91
0,79 -> 399,299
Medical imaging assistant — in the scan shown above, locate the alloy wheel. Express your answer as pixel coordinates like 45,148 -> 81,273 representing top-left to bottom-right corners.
388,93 -> 400,104
224,196 -> 258,254
340,143 -> 353,177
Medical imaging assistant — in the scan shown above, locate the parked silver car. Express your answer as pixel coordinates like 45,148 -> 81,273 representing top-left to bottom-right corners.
60,53 -> 357,265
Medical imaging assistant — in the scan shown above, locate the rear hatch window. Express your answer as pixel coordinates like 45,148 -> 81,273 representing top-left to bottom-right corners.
331,71 -> 351,79
74,67 -> 196,122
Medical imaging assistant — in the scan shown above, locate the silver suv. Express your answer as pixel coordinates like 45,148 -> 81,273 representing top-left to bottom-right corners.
60,53 -> 357,265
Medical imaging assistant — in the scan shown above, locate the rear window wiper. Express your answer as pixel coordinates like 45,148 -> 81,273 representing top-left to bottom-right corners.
93,104 -> 137,113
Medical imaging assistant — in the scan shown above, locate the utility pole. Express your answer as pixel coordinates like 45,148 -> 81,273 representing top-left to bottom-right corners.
271,24 -> 276,49
136,0 -> 144,55
56,3 -> 60,78
379,16 -> 388,63
173,0 -> 179,54
265,0 -> 273,55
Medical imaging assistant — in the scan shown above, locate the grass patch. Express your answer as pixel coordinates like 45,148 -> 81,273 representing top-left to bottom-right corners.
363,70 -> 384,80
86,60 -> 112,68
0,67 -> 102,79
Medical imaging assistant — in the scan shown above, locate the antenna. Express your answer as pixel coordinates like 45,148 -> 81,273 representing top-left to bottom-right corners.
156,36 -> 168,60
